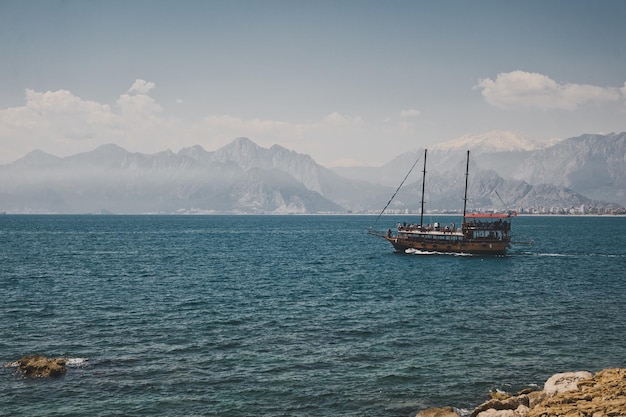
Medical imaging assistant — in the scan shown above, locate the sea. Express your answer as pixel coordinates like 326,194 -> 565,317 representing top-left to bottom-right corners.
1,214 -> 625,417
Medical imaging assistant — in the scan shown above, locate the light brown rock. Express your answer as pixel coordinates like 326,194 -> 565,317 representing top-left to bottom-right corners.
527,368 -> 626,417
527,390 -> 548,408
470,395 -> 530,417
16,355 -> 67,378
414,369 -> 626,417
416,406 -> 461,417
543,371 -> 593,396
476,405 -> 530,417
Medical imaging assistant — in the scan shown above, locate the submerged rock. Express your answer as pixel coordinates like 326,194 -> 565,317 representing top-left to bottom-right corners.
14,355 -> 67,378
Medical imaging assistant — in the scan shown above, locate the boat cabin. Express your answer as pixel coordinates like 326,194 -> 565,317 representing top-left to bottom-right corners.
462,213 -> 512,242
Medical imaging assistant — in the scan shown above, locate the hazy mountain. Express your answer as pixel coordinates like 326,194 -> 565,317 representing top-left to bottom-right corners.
513,132 -> 626,205
0,139 -> 384,214
0,133 -> 623,214
383,161 -> 608,214
333,131 -> 561,186
431,131 -> 563,179
333,131 -> 626,207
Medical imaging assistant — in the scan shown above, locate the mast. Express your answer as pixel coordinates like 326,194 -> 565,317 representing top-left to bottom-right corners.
419,149 -> 427,227
462,150 -> 470,219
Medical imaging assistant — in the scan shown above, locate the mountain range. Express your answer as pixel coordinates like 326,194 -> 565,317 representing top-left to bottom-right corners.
0,132 -> 624,214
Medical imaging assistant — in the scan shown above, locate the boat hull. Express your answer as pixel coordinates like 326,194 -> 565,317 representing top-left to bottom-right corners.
384,236 -> 509,255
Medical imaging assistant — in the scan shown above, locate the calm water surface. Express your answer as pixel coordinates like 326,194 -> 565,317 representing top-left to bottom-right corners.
1,215 -> 625,417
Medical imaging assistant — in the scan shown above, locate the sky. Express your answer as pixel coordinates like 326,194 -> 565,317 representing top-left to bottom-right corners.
1,0 -> 625,167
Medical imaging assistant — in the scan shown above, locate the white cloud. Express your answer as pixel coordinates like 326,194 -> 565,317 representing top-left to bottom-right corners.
400,108 -> 421,117
0,89 -> 115,144
194,112 -> 364,156
318,112 -> 364,127
0,81 -> 179,160
190,111 -> 414,166
0,81 -> 423,167
475,70 -> 625,110
117,91 -> 162,116
127,79 -> 155,95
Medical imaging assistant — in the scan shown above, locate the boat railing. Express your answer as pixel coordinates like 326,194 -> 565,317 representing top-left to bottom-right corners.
397,223 -> 459,233
463,220 -> 510,231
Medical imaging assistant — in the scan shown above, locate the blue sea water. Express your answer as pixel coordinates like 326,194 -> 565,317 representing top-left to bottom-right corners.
1,214 -> 625,417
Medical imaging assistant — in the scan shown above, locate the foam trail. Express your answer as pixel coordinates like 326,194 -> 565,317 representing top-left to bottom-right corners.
65,357 -> 89,366
405,248 -> 472,256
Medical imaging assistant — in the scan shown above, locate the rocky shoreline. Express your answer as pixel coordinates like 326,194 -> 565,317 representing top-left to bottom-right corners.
4,357 -> 625,416
418,368 -> 626,417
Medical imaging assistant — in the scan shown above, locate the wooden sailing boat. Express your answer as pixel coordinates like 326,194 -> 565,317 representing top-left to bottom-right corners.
370,149 -> 513,255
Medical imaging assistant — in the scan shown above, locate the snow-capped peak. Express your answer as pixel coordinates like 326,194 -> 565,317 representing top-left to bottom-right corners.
432,131 -> 559,153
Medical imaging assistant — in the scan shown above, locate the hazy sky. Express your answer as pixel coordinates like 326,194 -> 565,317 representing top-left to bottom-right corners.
1,0 -> 625,166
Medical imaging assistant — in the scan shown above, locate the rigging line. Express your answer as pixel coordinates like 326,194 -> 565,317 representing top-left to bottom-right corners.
369,153 -> 423,230
494,190 -> 510,212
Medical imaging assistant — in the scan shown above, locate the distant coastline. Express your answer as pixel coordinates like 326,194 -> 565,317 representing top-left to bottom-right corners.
1,211 -> 626,216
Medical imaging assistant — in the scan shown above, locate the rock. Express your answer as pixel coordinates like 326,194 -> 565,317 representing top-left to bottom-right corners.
416,406 -> 461,417
15,355 -> 67,378
489,391 -> 512,401
475,406 -> 529,417
470,395 -> 530,417
543,371 -> 593,396
526,391 -> 548,409
417,369 -> 626,417
527,368 -> 626,417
